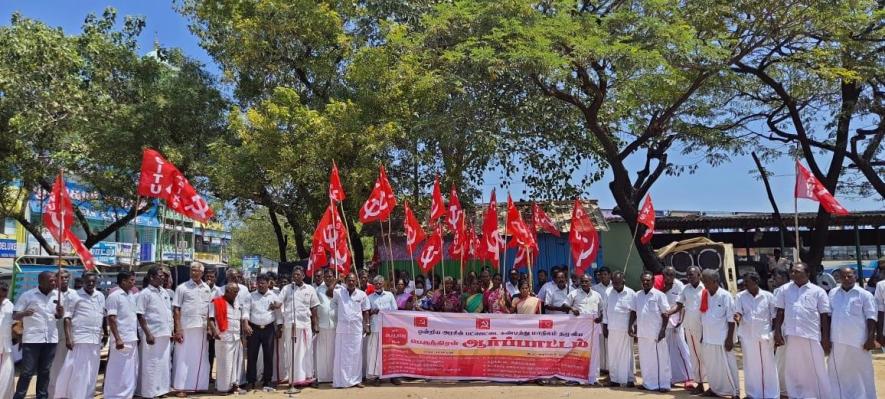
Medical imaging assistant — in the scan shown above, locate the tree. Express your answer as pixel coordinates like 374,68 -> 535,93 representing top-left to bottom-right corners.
0,9 -> 228,253
228,208 -> 299,265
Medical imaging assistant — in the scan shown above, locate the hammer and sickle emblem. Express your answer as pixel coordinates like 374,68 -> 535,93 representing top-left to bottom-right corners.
184,195 -> 210,220
405,225 -> 416,246
362,191 -> 389,218
419,244 -> 438,268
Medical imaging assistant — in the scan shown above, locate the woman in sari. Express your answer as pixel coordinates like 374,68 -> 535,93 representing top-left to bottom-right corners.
414,280 -> 433,310
484,273 -> 511,314
394,278 -> 414,310
432,277 -> 462,312
461,279 -> 484,313
510,280 -> 541,314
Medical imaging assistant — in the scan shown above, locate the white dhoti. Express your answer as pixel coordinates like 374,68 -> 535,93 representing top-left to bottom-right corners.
333,333 -> 364,388
288,326 -> 316,385
138,337 -> 172,398
742,338 -> 779,399
606,331 -> 635,385
365,331 -> 383,378
172,327 -> 210,391
276,324 -> 292,384
587,324 -> 602,383
637,337 -> 671,390
361,334 -> 369,378
104,339 -> 139,399
215,340 -> 244,393
775,345 -> 786,395
783,336 -> 830,399
598,335 -> 608,372
47,341 -> 68,398
701,343 -> 739,397
315,328 -> 336,383
685,328 -> 705,384
666,327 -> 693,385
53,343 -> 101,399
827,342 -> 876,399
0,351 -> 15,399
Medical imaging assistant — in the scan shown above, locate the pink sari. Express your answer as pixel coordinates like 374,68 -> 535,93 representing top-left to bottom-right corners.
484,287 -> 510,314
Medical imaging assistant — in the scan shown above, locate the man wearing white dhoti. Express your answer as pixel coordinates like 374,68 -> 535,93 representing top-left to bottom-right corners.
769,268 -> 790,396
136,266 -> 173,399
224,268 -> 251,386
209,284 -> 246,394
13,271 -> 63,399
773,262 -> 832,399
567,274 -> 604,385
279,266 -> 320,393
591,266 -> 612,376
314,269 -> 337,384
602,272 -> 635,388
172,262 -> 213,396
661,266 -> 694,387
244,273 -> 282,392
332,273 -> 370,389
0,283 -> 13,399
669,265 -> 705,394
47,270 -> 76,399
877,271 -> 885,349
698,269 -> 739,398
827,267 -> 877,399
105,271 -> 140,399
735,272 -> 779,399
366,275 -> 399,385
628,271 -> 671,393
54,273 -> 104,399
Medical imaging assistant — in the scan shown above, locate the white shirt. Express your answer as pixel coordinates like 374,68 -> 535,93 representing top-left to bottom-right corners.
875,280 -> 885,312
55,289 -> 78,343
246,290 -> 281,327
136,285 -> 174,338
0,299 -> 12,352
173,280 -> 213,330
566,288 -> 602,318
664,280 -> 685,327
735,289 -> 776,341
591,282 -> 612,310
106,289 -> 139,342
775,281 -> 831,341
630,288 -> 669,339
65,289 -> 106,345
700,287 -> 735,345
829,285 -> 877,349
368,290 -> 397,331
603,287 -> 636,332
223,283 -> 250,307
13,288 -> 60,344
280,283 -> 320,328
544,284 -> 571,314
209,297 -> 244,342
315,284 -> 337,329
505,281 -> 519,298
210,285 -> 224,298
332,287 -> 369,335
677,282 -> 704,333
537,281 -> 555,303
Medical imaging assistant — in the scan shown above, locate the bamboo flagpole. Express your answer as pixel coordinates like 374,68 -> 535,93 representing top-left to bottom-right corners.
386,218 -> 396,289
622,224 -> 641,275
526,246 -> 533,293
129,196 -> 141,271
156,205 -> 167,265
794,159 -> 801,263
56,170 -> 65,304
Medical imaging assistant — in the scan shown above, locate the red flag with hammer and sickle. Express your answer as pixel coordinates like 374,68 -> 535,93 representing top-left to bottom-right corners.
506,195 -> 536,250
637,194 -> 655,245
359,165 -> 397,223
418,226 -> 443,273
43,174 -> 96,270
137,148 -> 214,223
532,202 -> 560,237
481,190 -> 503,266
429,176 -> 445,223
569,199 -> 599,276
794,161 -> 849,216
403,202 -> 426,254
329,161 -> 346,203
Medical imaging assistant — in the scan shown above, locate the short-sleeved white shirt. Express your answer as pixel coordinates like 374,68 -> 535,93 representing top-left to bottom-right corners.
505,281 -> 520,298
315,284 -> 337,329
591,282 -> 612,311
829,285 -> 877,349
106,289 -> 139,343
700,287 -> 735,344
173,280 -> 213,330
332,287 -> 369,335
735,289 -> 776,341
775,281 -> 831,341
136,285 -> 173,338
631,288 -> 669,339
13,288 -> 60,344
677,282 -> 704,333
209,297 -> 244,342
544,285 -> 571,314
246,289 -> 281,327
566,288 -> 602,318
664,280 -> 685,327
0,299 -> 12,352
65,289 -> 106,345
875,280 -> 885,312
604,287 -> 635,332
368,290 -> 397,331
280,283 -> 320,328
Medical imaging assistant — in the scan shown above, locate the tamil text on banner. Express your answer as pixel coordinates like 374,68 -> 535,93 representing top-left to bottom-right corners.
381,311 -> 598,383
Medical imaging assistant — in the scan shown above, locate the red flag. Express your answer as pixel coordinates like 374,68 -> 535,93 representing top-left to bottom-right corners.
795,161 -> 849,216
66,231 -> 96,271
359,165 -> 397,223
447,185 -> 463,234
307,218 -> 328,274
481,191 -> 502,266
637,194 -> 655,245
429,176 -> 445,223
569,199 -> 599,276
506,195 -> 536,249
42,174 -> 95,270
448,211 -> 468,258
137,148 -> 214,222
513,245 -> 539,270
532,202 -> 560,237
403,202 -> 426,254
329,161 -> 345,203
137,148 -> 174,199
418,226 -> 443,273
468,226 -> 483,261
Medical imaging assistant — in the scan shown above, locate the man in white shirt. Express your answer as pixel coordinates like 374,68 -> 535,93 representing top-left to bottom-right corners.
876,258 -> 885,349
12,271 -> 63,399
544,271 -> 571,314
366,275 -> 399,385
209,284 -> 246,394
105,271 -> 140,398
827,267 -> 877,399
628,271 -> 670,393
243,273 -> 282,391
537,266 -> 561,304
279,266 -> 320,393
0,283 -> 13,399
314,269 -> 337,384
735,271 -> 779,399
769,267 -> 790,395
602,271 -> 635,387
172,261 -> 214,395
223,268 -> 251,386
567,274 -> 603,385
698,269 -> 739,398
591,266 -> 612,375
203,268 -> 222,382
137,266 -> 174,399
47,269 -> 76,399
332,272 -> 370,388
505,269 -> 520,298
670,265 -> 705,394
773,262 -> 832,399
53,272 -> 104,399
660,266 -> 693,388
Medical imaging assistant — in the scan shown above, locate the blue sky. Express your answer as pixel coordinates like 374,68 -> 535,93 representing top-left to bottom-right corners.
3,1 -> 881,213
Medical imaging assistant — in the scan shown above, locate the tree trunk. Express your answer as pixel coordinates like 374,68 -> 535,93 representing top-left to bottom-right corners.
282,210 -> 309,259
608,174 -> 664,273
347,217 -> 365,270
267,209 -> 289,263
13,213 -> 56,255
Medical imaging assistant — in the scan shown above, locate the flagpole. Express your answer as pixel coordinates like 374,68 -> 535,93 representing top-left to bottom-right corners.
156,205 -> 167,265
526,246 -> 533,293
794,161 -> 801,263
501,200 -> 509,287
622,223 -> 641,275
386,218 -> 396,289
408,245 -> 417,304
338,203 -> 356,269
56,170 -> 65,304
130,196 -> 141,272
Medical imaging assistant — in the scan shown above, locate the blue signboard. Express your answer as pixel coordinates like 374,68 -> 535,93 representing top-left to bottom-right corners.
0,238 -> 16,258
12,265 -> 85,302
90,242 -> 117,264
29,181 -> 161,227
